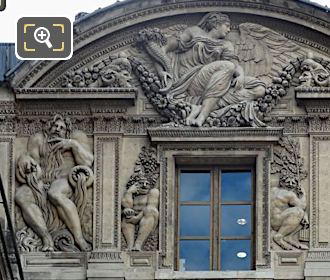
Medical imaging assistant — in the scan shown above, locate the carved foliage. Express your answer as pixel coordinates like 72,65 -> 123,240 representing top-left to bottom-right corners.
129,57 -> 191,125
272,137 -> 308,194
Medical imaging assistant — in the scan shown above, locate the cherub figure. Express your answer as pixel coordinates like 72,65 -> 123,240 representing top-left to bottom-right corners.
121,179 -> 159,251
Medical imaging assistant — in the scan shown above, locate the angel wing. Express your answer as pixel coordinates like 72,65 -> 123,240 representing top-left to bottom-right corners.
235,23 -> 306,82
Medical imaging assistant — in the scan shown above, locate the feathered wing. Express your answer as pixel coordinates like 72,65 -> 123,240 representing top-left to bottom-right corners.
236,23 -> 306,82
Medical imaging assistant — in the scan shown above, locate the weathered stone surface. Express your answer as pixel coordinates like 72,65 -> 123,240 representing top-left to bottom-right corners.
1,0 -> 330,279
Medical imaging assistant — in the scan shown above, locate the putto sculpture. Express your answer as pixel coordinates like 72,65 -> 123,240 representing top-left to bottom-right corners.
132,12 -> 305,127
270,137 -> 309,250
15,114 -> 94,252
121,147 -> 160,251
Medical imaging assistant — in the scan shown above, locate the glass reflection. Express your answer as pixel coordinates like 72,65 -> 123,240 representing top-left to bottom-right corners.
180,205 -> 210,236
180,240 -> 210,271
221,205 -> 251,237
180,172 -> 210,201
221,172 -> 252,202
221,240 -> 251,270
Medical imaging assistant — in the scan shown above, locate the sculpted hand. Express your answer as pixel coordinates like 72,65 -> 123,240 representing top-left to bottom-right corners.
128,183 -> 140,194
301,213 -> 310,229
49,138 -> 74,152
159,71 -> 173,92
123,208 -> 135,218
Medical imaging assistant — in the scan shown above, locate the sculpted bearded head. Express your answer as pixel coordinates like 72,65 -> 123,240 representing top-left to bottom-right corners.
45,114 -> 72,139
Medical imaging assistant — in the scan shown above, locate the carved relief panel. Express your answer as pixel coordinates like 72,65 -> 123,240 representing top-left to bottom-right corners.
15,114 -> 94,252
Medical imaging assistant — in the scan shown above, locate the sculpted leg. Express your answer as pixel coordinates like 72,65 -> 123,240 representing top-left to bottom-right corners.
284,224 -> 308,250
193,98 -> 218,127
273,207 -> 304,250
122,219 -> 136,250
189,61 -> 236,127
133,206 -> 159,251
186,105 -> 201,126
15,186 -> 54,251
48,178 -> 91,251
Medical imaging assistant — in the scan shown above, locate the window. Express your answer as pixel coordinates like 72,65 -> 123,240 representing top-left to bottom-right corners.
176,164 -> 255,271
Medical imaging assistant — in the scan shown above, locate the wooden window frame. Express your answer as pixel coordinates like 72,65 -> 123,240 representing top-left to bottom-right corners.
175,162 -> 256,271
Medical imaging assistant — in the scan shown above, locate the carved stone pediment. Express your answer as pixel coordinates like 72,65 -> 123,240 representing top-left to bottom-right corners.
131,13 -> 308,128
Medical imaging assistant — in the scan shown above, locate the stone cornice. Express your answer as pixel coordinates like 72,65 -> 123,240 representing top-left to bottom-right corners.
296,88 -> 330,114
148,127 -> 283,142
296,87 -> 330,96
14,87 -> 137,104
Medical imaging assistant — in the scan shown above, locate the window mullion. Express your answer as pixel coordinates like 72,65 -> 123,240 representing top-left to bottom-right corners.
212,167 -> 219,270
218,167 -> 222,270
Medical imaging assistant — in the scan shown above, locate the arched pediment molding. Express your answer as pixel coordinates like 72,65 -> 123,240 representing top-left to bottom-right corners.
8,0 -> 330,89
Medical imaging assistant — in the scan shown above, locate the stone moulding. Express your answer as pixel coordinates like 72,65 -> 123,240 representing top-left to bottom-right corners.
88,251 -> 123,263
296,88 -> 330,99
157,143 -> 272,269
148,127 -> 283,142
14,87 -> 137,104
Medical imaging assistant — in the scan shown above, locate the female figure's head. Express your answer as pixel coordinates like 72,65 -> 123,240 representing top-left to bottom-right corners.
198,12 -> 231,38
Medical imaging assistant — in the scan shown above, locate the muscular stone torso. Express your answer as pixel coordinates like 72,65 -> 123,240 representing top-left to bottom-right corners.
132,194 -> 149,212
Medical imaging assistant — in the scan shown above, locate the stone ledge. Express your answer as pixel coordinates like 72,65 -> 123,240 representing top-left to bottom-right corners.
148,127 -> 283,143
21,252 -> 87,269
295,87 -> 330,99
14,87 -> 137,104
155,269 -> 274,279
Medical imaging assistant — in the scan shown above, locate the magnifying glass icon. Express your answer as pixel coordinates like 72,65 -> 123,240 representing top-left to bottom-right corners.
34,27 -> 53,49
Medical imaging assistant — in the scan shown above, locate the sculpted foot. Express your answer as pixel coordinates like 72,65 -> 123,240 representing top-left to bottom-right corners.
42,245 -> 54,252
273,235 -> 295,250
284,237 -> 308,250
76,238 -> 92,251
132,244 -> 142,251
191,111 -> 208,127
186,105 -> 202,126
42,236 -> 54,252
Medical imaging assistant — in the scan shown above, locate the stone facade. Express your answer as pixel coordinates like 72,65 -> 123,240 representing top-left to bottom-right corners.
1,0 -> 330,279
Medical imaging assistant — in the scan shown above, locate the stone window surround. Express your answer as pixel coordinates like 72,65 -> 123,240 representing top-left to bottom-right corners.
157,144 -> 272,278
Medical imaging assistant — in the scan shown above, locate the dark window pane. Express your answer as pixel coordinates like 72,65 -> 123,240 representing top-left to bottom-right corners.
180,240 -> 210,271
221,205 -> 251,237
180,205 -> 210,236
180,172 -> 210,201
221,172 -> 252,202
221,240 -> 252,270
